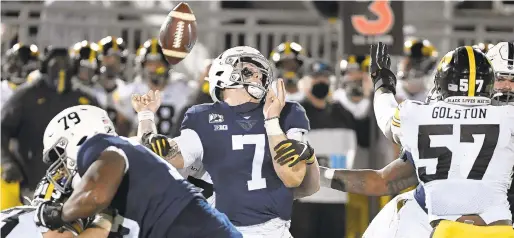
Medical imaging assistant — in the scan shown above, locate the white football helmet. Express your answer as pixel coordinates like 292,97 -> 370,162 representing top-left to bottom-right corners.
42,105 -> 116,193
207,46 -> 273,102
487,42 -> 514,104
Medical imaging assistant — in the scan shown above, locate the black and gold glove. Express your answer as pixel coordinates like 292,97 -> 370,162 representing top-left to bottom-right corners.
274,139 -> 315,168
144,133 -> 172,157
370,42 -> 397,94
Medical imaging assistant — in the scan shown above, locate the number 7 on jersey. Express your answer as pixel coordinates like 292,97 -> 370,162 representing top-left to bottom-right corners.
232,134 -> 267,191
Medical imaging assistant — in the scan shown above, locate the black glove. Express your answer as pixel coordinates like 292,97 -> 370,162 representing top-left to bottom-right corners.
370,42 -> 397,94
144,133 -> 173,158
34,200 -> 65,230
274,139 -> 315,167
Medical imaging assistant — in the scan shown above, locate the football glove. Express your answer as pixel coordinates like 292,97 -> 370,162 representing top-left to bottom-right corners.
144,133 -> 172,158
34,200 -> 66,230
274,139 -> 315,167
370,42 -> 397,94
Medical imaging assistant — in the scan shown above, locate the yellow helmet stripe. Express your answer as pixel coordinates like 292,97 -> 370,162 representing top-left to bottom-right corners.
464,46 -> 476,96
151,38 -> 158,54
112,36 -> 118,51
284,42 -> 291,55
88,45 -> 96,63
57,70 -> 66,93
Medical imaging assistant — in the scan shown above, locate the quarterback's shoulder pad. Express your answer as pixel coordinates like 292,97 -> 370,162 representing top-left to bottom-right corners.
180,102 -> 217,131
76,134 -> 120,176
280,101 -> 310,131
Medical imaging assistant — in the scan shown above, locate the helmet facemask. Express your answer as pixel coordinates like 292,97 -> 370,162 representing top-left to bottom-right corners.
224,53 -> 272,100
143,54 -> 169,87
43,137 -> 78,194
492,72 -> 514,105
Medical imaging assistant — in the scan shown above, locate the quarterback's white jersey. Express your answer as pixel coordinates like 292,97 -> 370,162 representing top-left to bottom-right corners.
116,72 -> 194,136
394,99 -> 514,223
1,206 -> 45,238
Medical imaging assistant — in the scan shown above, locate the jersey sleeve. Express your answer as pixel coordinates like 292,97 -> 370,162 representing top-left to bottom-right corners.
179,105 -> 197,131
76,134 -> 128,176
281,101 -> 310,133
174,105 -> 204,167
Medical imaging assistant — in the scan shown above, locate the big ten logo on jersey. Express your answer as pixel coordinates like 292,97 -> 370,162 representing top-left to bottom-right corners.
209,113 -> 227,131
156,105 -> 175,135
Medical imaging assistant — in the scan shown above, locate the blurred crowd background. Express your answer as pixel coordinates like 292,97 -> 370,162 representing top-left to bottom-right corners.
1,1 -> 513,238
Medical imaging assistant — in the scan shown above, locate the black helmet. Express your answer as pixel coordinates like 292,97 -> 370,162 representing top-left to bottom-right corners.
136,38 -> 170,86
434,46 -> 494,99
70,41 -> 100,85
399,39 -> 438,81
137,38 -> 169,68
40,46 -> 73,93
97,36 -> 128,64
269,41 -> 307,70
2,43 -> 40,85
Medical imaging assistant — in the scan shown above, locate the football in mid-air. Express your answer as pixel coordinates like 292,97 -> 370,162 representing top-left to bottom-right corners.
159,2 -> 197,65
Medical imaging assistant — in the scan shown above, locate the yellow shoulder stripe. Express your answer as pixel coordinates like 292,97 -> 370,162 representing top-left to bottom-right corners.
392,107 -> 401,127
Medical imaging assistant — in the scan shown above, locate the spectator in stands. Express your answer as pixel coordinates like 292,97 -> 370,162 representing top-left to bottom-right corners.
395,38 -> 438,102
291,60 -> 357,238
333,55 -> 374,148
269,41 -> 309,101
1,47 -> 98,201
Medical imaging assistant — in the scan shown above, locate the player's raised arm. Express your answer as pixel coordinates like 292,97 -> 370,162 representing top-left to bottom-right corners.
370,43 -> 403,143
264,79 -> 312,188
133,90 -> 199,169
320,148 -> 418,196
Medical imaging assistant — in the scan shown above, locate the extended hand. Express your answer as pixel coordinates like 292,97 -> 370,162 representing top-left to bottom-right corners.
370,42 -> 397,94
263,79 -> 286,119
131,90 -> 161,113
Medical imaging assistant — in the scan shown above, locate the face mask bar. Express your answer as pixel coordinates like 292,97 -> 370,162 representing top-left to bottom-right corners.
43,137 -> 76,194
223,53 -> 273,93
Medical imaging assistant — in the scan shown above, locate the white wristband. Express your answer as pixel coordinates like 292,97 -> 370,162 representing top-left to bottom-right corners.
264,118 -> 284,136
138,110 -> 155,122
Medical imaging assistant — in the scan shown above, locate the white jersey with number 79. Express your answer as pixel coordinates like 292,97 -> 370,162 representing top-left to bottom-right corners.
392,99 -> 514,224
